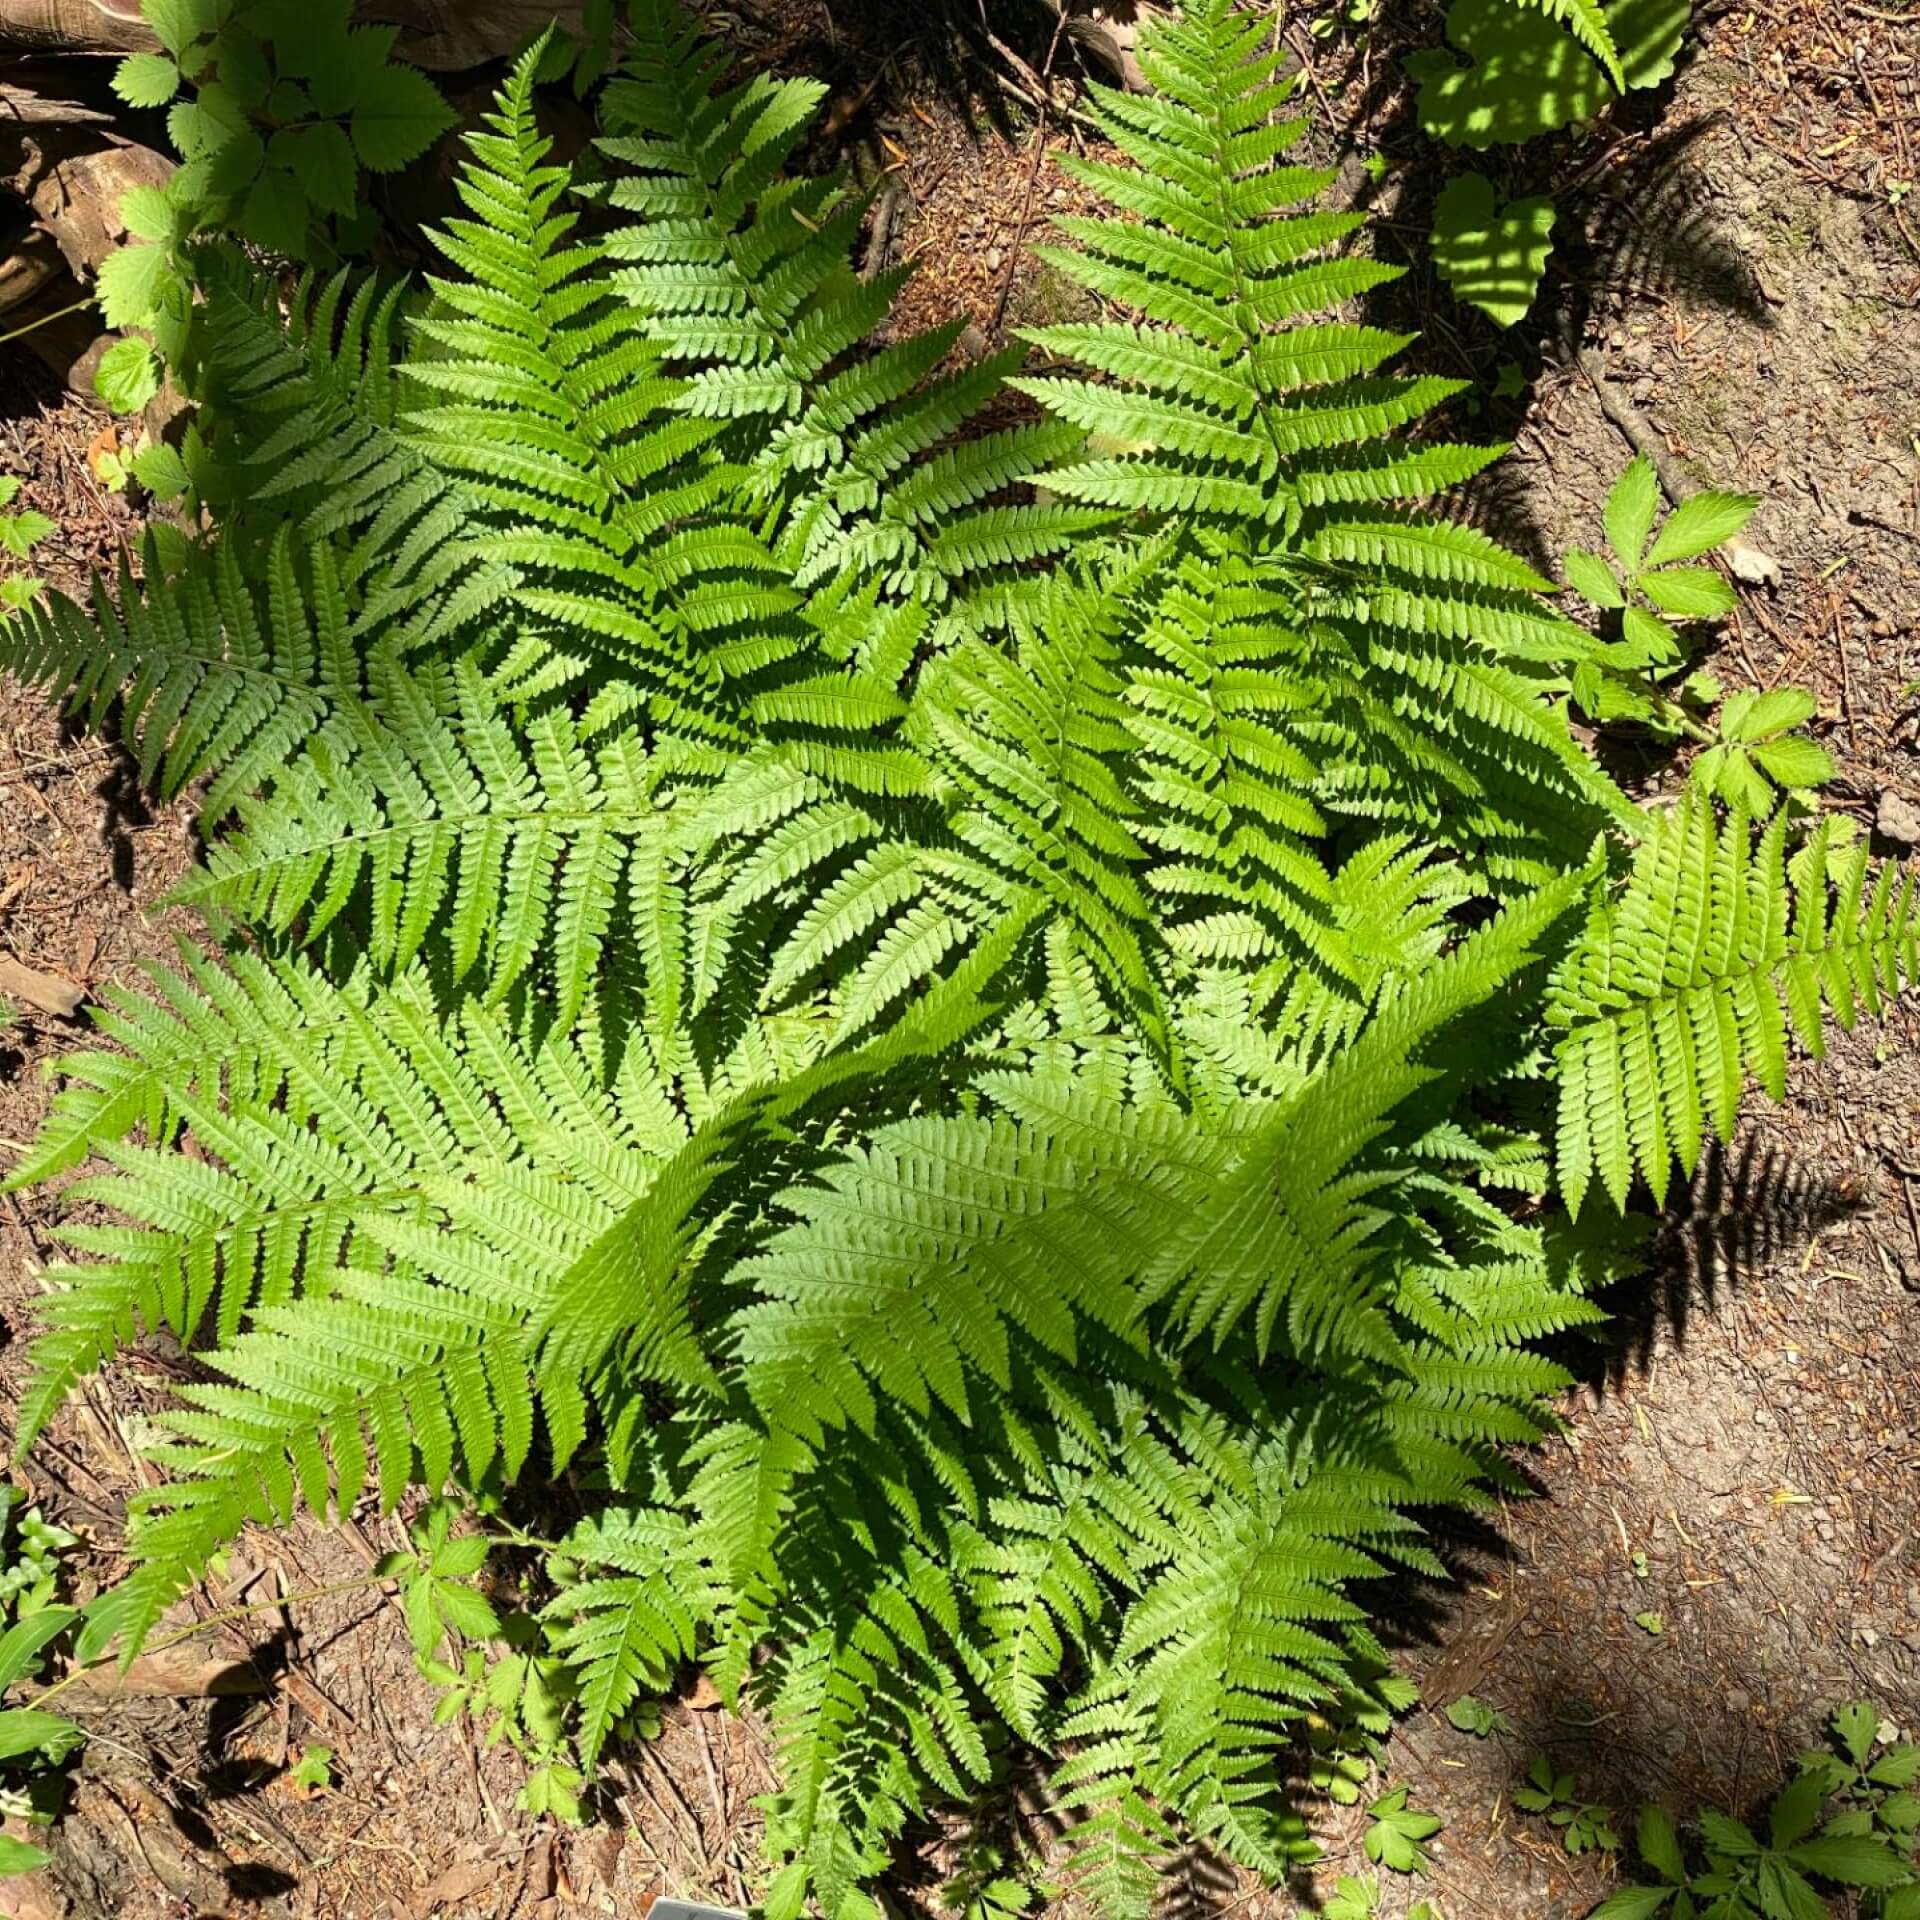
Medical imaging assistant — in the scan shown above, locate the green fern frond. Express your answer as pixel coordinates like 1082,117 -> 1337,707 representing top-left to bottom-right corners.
1550,800 -> 1919,1212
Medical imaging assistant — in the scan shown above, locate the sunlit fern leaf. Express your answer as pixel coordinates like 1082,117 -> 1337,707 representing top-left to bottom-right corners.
0,532 -> 335,820
1549,799 -> 1920,1213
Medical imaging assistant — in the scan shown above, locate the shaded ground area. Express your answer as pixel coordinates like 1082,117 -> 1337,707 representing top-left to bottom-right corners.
0,0 -> 1915,1914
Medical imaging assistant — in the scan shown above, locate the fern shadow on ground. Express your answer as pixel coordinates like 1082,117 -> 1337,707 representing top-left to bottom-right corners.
1589,1136 -> 1866,1388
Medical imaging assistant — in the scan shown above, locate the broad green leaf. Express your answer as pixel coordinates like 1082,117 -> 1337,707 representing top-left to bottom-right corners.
113,53 -> 182,108
1720,688 -> 1815,742
1430,172 -> 1557,328
118,185 -> 178,244
0,1707 -> 82,1762
1588,1889 -> 1674,1920
145,0 -> 226,61
1768,1770 -> 1825,1848
1605,456 -> 1661,572
1783,1832 -> 1908,1886
1564,548 -> 1624,607
94,242 -> 173,329
1748,737 -> 1832,790
211,26 -> 273,109
1636,1805 -> 1686,1884
0,1609 -> 75,1692
1698,1812 -> 1758,1858
348,61 -> 458,173
238,166 -> 310,256
1643,490 -> 1759,567
286,122 -> 358,218
92,336 -> 162,415
1637,566 -> 1735,620
0,1833 -> 50,1877
1832,1701 -> 1878,1766
0,512 -> 53,559
131,442 -> 191,500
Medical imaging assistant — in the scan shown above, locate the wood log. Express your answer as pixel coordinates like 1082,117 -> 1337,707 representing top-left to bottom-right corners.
0,0 -> 602,68
0,0 -> 152,55
1,125 -> 171,278
0,78 -> 114,121
0,224 -> 63,314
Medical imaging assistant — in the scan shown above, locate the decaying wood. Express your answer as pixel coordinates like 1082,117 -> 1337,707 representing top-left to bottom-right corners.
0,955 -> 85,1020
1041,0 -> 1162,92
0,79 -> 114,122
0,0 -> 604,67
0,223 -> 62,314
0,0 -> 152,55
57,1647 -> 269,1701
2,127 -> 171,278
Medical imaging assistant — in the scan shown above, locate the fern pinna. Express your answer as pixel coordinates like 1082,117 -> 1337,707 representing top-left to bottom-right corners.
1,2 -> 1908,1914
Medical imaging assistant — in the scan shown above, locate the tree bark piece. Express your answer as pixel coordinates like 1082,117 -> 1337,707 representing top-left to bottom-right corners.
0,955 -> 85,1019
3,127 -> 172,278
0,80 -> 115,122
0,225 -> 64,314
0,0 -> 154,54
0,0 -> 601,66
58,1648 -> 268,1700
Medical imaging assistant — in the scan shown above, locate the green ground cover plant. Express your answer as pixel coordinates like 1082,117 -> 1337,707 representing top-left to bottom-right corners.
0,2 -> 1909,1913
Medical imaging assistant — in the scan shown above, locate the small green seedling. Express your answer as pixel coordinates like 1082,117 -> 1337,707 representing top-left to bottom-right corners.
1445,1694 -> 1513,1739
1365,1786 -> 1442,1874
289,1743 -> 332,1793
939,1846 -> 1034,1920
1635,1610 -> 1665,1637
0,478 -> 51,615
1515,1754 -> 1619,1855
1314,1875 -> 1379,1919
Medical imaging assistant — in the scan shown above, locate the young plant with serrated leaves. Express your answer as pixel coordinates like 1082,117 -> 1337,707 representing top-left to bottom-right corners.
1795,1702 -> 1920,1863
1592,1763 -> 1914,1920
2,2 -> 1917,1917
1515,1754 -> 1619,1855
1564,457 -> 1829,813
1365,1787 -> 1443,1874
96,0 -> 455,415
0,1525 -> 84,1880
1443,1693 -> 1513,1739
384,1501 -> 596,1824
940,1846 -> 1038,1920
0,479 -> 52,617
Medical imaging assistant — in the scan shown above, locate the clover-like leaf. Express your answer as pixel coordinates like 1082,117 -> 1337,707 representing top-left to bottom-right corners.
1431,172 -> 1557,328
1408,0 -> 1690,150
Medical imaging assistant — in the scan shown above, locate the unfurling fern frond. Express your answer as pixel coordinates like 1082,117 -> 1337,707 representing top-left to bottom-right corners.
1550,799 -> 1919,1213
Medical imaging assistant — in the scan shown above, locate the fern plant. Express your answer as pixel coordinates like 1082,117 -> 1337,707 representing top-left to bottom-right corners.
0,3 -> 1910,1917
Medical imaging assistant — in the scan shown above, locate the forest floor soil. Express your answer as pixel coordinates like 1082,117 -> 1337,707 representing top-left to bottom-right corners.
0,0 -> 1914,1914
